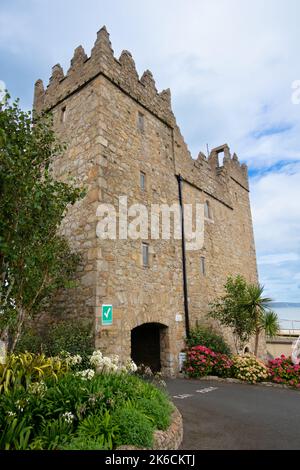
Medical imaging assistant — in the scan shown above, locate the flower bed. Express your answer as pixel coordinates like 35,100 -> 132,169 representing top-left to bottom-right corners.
184,345 -> 300,388
0,351 -> 174,450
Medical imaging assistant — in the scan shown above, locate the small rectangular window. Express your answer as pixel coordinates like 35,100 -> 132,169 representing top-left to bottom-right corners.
140,171 -> 146,191
204,201 -> 210,219
142,243 -> 149,267
200,257 -> 206,275
61,106 -> 66,123
217,151 -> 224,167
138,112 -> 144,132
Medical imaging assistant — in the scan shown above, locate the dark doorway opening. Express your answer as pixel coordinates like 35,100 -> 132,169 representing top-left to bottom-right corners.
131,323 -> 166,373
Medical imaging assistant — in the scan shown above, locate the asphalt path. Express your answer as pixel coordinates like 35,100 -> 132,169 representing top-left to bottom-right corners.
166,378 -> 300,450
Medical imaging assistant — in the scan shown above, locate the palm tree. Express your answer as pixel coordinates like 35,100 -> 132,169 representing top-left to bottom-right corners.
263,310 -> 280,339
241,283 -> 279,356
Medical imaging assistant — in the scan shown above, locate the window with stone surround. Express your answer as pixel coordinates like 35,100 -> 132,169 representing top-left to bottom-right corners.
61,106 -> 66,123
142,243 -> 149,267
140,171 -> 146,191
217,150 -> 224,167
200,256 -> 206,275
204,200 -> 212,220
137,112 -> 144,132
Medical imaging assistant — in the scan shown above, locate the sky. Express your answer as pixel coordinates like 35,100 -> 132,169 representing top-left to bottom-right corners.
1,0 -> 300,302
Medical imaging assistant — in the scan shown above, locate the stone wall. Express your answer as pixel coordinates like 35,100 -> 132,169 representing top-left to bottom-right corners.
33,26 -> 262,374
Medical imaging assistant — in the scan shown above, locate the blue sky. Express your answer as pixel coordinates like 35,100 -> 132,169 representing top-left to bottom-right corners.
1,0 -> 300,302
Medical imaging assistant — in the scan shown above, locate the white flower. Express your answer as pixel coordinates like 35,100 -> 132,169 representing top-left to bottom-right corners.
15,400 -> 24,412
62,352 -> 82,366
125,360 -> 138,373
90,350 -> 103,368
28,381 -> 47,396
62,412 -> 75,423
110,354 -> 120,365
90,351 -> 137,375
76,369 -> 95,380
7,411 -> 16,418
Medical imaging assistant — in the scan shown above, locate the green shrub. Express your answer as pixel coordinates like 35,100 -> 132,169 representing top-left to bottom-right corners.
0,417 -> 32,450
186,325 -> 231,355
77,411 -> 118,449
212,353 -> 233,378
136,397 -> 172,430
14,328 -> 44,355
45,320 -> 94,363
0,352 -> 68,394
16,320 -> 94,368
32,418 -> 73,450
59,436 -> 109,450
184,345 -> 215,378
113,407 -> 154,448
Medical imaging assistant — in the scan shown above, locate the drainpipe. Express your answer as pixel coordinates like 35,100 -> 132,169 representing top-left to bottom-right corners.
176,174 -> 190,339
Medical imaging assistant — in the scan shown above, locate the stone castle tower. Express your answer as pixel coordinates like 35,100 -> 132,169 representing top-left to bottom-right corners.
33,26 -> 259,375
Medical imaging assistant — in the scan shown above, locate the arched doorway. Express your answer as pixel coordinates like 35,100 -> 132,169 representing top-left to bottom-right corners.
131,323 -> 168,373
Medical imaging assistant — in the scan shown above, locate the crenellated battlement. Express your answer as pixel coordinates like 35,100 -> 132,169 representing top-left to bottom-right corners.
33,26 -> 175,126
193,143 -> 249,191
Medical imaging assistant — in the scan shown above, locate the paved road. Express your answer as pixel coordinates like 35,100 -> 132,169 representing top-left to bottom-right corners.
166,378 -> 300,450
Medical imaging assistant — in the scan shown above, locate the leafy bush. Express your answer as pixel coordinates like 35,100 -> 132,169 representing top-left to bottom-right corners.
212,353 -> 234,378
31,418 -> 73,450
112,407 -> 154,448
0,416 -> 32,450
77,411 -> 119,449
14,329 -> 44,355
59,436 -> 109,450
0,352 -> 68,393
232,354 -> 269,383
16,319 -> 94,368
184,345 -> 216,378
186,325 -> 231,355
45,320 -> 94,364
184,345 -> 234,378
268,355 -> 300,388
136,397 -> 172,431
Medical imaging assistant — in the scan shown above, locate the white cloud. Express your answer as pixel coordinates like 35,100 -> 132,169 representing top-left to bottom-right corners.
259,253 -> 300,265
251,163 -> 300,301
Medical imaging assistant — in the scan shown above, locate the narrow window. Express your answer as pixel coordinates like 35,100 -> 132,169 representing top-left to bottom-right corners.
137,112 -> 144,132
142,243 -> 149,267
61,106 -> 66,123
204,201 -> 211,219
200,257 -> 206,275
217,150 -> 224,167
140,171 -> 146,191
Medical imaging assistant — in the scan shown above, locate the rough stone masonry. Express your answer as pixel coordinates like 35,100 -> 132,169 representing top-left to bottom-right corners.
33,26 -> 261,376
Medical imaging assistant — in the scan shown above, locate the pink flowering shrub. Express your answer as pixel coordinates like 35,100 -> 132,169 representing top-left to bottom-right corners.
184,345 -> 233,378
212,353 -> 234,378
184,346 -> 215,378
268,355 -> 300,388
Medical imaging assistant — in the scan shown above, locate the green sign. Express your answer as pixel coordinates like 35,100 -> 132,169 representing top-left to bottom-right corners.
102,304 -> 113,326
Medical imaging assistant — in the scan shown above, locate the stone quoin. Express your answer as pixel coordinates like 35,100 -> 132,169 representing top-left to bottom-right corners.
33,26 -> 260,376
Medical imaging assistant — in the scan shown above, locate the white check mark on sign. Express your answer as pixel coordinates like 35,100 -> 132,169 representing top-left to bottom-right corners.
104,308 -> 111,318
